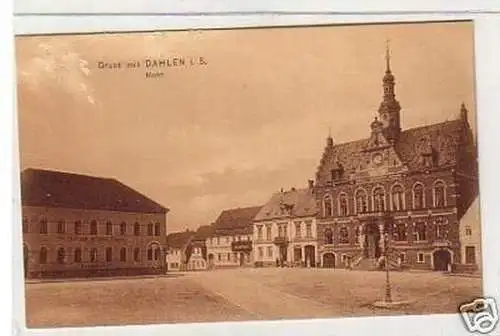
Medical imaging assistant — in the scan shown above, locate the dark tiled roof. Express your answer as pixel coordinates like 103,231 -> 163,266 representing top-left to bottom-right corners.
316,119 -> 466,184
21,168 -> 168,214
254,188 -> 318,222
212,206 -> 262,236
166,231 -> 195,249
193,225 -> 215,241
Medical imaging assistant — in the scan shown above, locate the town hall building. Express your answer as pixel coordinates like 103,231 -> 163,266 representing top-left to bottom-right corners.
313,46 -> 479,272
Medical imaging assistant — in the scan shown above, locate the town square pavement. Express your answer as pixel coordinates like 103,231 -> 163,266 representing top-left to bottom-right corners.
24,268 -> 481,328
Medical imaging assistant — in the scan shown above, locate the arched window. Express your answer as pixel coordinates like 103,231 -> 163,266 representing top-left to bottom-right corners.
324,196 -> 333,217
338,194 -> 348,217
355,189 -> 368,213
134,222 -> 140,236
74,248 -> 82,263
154,222 -> 161,236
413,183 -> 425,209
39,218 -> 48,234
391,185 -> 405,211
324,228 -> 333,244
39,247 -> 48,264
57,247 -> 65,264
434,181 -> 446,208
134,248 -> 140,262
90,248 -> 98,263
373,187 -> 386,212
147,222 -> 154,236
120,247 -> 127,262
339,227 -> 349,244
90,220 -> 98,235
106,247 -> 113,262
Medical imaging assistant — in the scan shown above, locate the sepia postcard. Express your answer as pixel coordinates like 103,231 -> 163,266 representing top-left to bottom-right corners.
14,20 -> 494,334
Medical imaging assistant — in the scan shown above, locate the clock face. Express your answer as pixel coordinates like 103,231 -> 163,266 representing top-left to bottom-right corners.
373,153 -> 383,165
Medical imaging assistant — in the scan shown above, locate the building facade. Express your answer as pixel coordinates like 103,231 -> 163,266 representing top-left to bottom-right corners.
206,206 -> 260,269
253,188 -> 318,267
166,230 -> 195,271
457,196 -> 481,273
313,49 -> 478,271
186,241 -> 208,271
21,168 -> 169,279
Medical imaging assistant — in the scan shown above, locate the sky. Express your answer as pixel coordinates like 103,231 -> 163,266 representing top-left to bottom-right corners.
15,21 -> 476,233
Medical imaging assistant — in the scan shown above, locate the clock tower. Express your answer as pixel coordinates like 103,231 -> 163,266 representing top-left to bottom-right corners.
378,40 -> 402,142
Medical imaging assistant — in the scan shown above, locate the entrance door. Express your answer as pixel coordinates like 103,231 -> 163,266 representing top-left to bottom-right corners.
304,245 -> 316,267
208,253 -> 215,269
433,249 -> 452,271
239,253 -> 245,266
279,246 -> 287,266
364,222 -> 381,258
465,246 -> 476,264
323,253 -> 335,268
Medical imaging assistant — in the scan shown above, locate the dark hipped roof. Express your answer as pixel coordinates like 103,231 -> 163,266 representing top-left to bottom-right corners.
212,206 -> 262,236
166,230 -> 195,249
254,188 -> 317,222
316,119 -> 466,184
193,225 -> 216,241
21,168 -> 168,214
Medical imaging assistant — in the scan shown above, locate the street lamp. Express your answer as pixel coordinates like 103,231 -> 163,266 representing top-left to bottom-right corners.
383,232 -> 392,303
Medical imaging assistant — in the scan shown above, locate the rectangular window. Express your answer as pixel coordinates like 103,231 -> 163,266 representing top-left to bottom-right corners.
227,252 -> 231,261
74,221 -> 82,235
57,220 -> 65,234
465,227 -> 472,236
258,247 -> 264,258
120,222 -> 126,235
218,253 -> 221,261
106,247 -> 112,262
306,222 -> 312,238
465,246 -> 476,264
134,223 -> 140,236
267,246 -> 273,258
90,220 -> 98,235
120,248 -> 127,262
217,237 -> 220,245
417,252 -> 425,263
106,221 -> 113,235
257,226 -> 263,240
40,219 -> 48,234
147,223 -> 154,236
266,225 -> 272,240
155,222 -> 161,236
134,248 -> 140,262
226,237 -> 230,244
295,222 -> 301,238
399,253 -> 406,263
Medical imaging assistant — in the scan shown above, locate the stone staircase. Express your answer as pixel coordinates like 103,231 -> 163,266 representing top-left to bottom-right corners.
351,249 -> 402,271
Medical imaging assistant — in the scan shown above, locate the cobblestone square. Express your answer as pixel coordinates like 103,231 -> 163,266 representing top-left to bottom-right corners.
25,268 -> 482,328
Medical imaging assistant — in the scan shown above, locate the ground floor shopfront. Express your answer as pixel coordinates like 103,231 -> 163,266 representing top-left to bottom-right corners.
254,239 -> 319,267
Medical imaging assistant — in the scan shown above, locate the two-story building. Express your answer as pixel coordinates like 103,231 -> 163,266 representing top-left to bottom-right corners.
206,206 -> 261,269
313,47 -> 479,271
21,168 -> 169,279
253,187 -> 318,267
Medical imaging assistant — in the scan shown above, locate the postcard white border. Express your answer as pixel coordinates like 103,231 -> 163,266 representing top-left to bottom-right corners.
13,0 -> 500,15
8,13 -> 500,336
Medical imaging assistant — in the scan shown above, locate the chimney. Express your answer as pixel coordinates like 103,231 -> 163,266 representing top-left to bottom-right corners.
308,179 -> 314,189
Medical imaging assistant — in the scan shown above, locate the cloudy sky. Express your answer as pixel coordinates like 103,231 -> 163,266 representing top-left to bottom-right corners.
15,21 -> 475,233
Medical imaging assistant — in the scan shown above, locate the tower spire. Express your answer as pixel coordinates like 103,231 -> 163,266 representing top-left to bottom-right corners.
385,39 -> 391,73
377,39 -> 401,142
